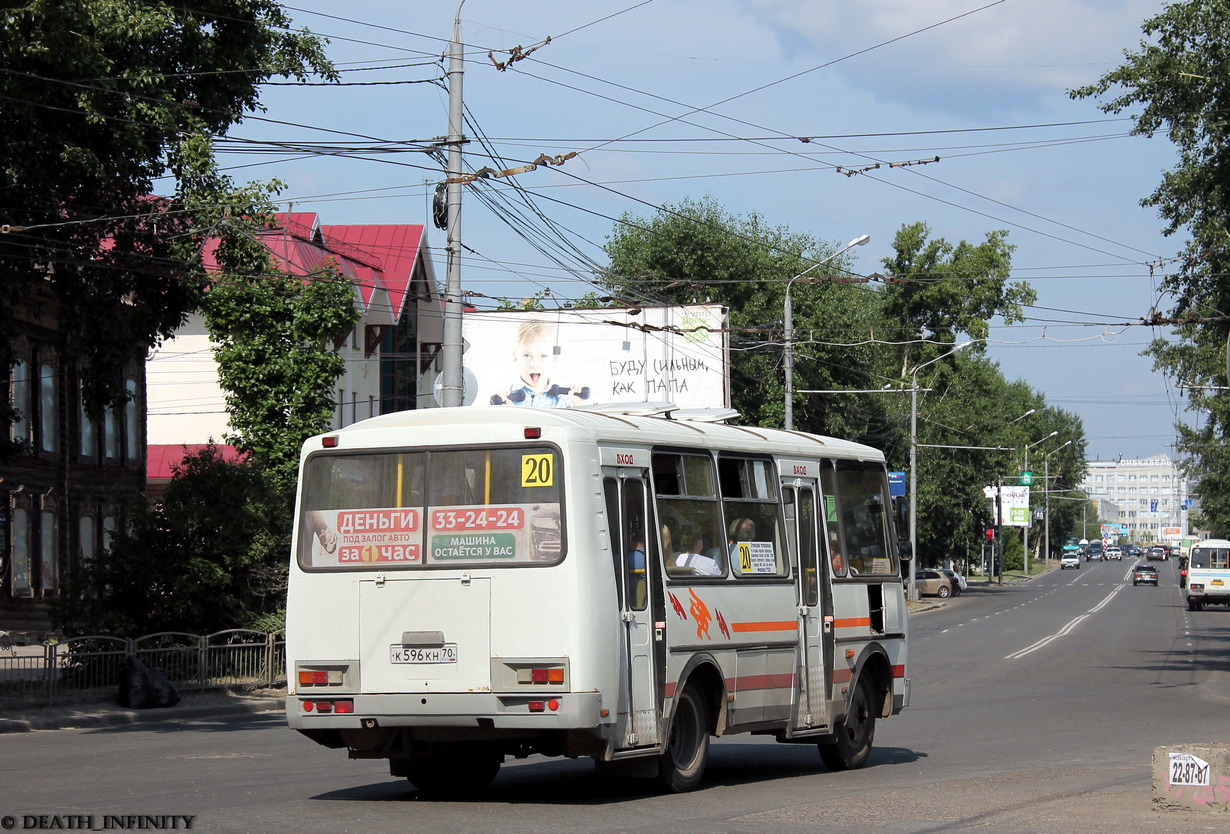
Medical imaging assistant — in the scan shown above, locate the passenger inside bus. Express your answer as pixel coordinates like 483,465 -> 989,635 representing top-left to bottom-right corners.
626,537 -> 648,608
661,525 -> 711,576
673,530 -> 721,576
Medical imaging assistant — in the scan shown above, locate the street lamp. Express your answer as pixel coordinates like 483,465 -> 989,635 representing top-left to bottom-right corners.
784,234 -> 870,430
908,339 -> 976,601
1043,439 -> 1073,567
1022,430 -> 1059,573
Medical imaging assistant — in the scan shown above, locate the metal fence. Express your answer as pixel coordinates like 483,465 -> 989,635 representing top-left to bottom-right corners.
0,629 -> 285,707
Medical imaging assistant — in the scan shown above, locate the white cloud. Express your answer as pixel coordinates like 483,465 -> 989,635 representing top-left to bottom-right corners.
742,0 -> 1162,116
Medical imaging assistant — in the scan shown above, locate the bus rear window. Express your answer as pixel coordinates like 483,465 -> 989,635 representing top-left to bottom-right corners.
1191,548 -> 1230,570
298,446 -> 563,570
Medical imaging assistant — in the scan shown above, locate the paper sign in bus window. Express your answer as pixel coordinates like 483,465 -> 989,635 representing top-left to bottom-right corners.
737,541 -> 777,574
521,453 -> 554,488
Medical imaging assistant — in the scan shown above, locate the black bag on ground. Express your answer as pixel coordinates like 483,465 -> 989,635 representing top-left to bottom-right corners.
117,655 -> 181,709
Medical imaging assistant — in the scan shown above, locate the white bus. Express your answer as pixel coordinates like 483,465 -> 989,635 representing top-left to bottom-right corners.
285,405 -> 911,793
1186,538 -> 1230,611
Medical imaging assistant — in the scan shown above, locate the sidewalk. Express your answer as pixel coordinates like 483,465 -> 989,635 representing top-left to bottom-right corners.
0,686 -> 285,734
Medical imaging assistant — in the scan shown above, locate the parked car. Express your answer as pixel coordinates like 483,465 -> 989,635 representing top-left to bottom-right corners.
1061,552 -> 1081,570
938,569 -> 967,594
913,569 -> 955,598
1106,546 -> 1123,561
1132,564 -> 1160,586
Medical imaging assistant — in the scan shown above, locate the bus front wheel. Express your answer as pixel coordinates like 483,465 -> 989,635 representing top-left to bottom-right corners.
656,686 -> 710,793
401,744 -> 502,796
819,675 -> 876,771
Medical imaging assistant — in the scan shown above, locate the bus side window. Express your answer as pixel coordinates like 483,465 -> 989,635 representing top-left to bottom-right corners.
623,480 -> 649,610
820,462 -> 847,578
603,478 -> 624,608
653,452 -> 724,579
799,486 -> 819,606
717,456 -> 785,577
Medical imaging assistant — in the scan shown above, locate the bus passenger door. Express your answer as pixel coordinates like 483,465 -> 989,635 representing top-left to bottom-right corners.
603,472 -> 661,749
785,482 -> 832,730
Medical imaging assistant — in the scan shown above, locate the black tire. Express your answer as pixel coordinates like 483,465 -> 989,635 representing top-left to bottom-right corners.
403,745 -> 502,796
819,674 -> 876,771
937,585 -> 951,599
656,685 -> 710,793
1189,599 -> 1202,611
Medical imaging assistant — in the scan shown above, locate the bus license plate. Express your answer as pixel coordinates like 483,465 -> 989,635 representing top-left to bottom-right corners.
390,644 -> 458,664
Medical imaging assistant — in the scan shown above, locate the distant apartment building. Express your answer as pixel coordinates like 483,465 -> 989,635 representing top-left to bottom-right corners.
1079,455 -> 1191,543
145,212 -> 442,490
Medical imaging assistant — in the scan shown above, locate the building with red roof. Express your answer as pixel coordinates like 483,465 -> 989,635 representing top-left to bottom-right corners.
146,212 -> 442,494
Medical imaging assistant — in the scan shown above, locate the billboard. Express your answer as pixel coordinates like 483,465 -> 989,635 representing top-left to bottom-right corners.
985,485 -> 1030,527
458,305 -> 729,410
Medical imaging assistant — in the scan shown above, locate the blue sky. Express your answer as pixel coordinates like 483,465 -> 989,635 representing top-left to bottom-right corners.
224,0 -> 1187,460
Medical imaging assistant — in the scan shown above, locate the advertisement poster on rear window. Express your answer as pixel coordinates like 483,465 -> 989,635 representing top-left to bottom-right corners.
427,503 -> 562,564
302,503 -> 565,568
302,507 -> 423,568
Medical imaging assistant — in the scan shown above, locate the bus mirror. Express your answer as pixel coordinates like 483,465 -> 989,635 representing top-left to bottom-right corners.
898,540 -> 913,564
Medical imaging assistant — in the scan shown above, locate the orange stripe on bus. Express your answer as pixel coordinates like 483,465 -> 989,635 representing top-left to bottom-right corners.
833,617 -> 871,628
730,621 -> 797,633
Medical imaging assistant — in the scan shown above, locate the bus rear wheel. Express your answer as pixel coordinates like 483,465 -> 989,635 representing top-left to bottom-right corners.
656,686 -> 710,793
819,675 -> 876,771
401,745 -> 502,796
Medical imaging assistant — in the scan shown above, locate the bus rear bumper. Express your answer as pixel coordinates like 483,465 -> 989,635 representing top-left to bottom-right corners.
286,691 -> 605,731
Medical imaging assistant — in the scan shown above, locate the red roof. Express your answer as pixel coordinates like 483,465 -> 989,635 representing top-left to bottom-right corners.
146,444 -> 245,481
199,214 -> 428,320
320,225 -> 426,321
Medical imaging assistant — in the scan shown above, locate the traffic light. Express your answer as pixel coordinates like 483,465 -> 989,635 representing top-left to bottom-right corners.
985,528 -> 995,542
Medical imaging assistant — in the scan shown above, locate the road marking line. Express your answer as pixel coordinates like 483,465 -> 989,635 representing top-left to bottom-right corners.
1005,588 -> 1121,660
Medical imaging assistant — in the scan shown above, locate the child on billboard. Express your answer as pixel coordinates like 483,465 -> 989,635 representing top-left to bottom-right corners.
490,319 -> 591,408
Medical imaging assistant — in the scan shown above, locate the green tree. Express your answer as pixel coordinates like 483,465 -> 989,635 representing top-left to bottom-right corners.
203,199 -> 359,493
598,196 -> 1078,566
1070,0 -> 1230,534
0,0 -> 333,445
602,196 -> 895,439
56,445 -> 290,635
880,221 -> 1033,374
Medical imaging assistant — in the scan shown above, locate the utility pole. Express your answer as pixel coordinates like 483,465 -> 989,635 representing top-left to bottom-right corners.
439,0 -> 467,407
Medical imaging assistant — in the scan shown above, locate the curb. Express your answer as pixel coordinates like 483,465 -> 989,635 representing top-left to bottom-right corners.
0,698 -> 283,734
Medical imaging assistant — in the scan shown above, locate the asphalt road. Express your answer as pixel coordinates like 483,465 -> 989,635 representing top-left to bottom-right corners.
1,560 -> 1226,833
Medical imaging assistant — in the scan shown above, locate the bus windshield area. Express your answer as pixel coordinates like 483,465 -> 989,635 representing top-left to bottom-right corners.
1190,547 -> 1230,570
298,446 -> 564,570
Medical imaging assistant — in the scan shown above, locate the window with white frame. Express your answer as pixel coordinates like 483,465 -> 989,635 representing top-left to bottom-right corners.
11,358 -> 30,445
79,382 -> 97,458
124,377 -> 139,462
38,362 -> 56,453
39,509 -> 57,593
11,508 -> 31,596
